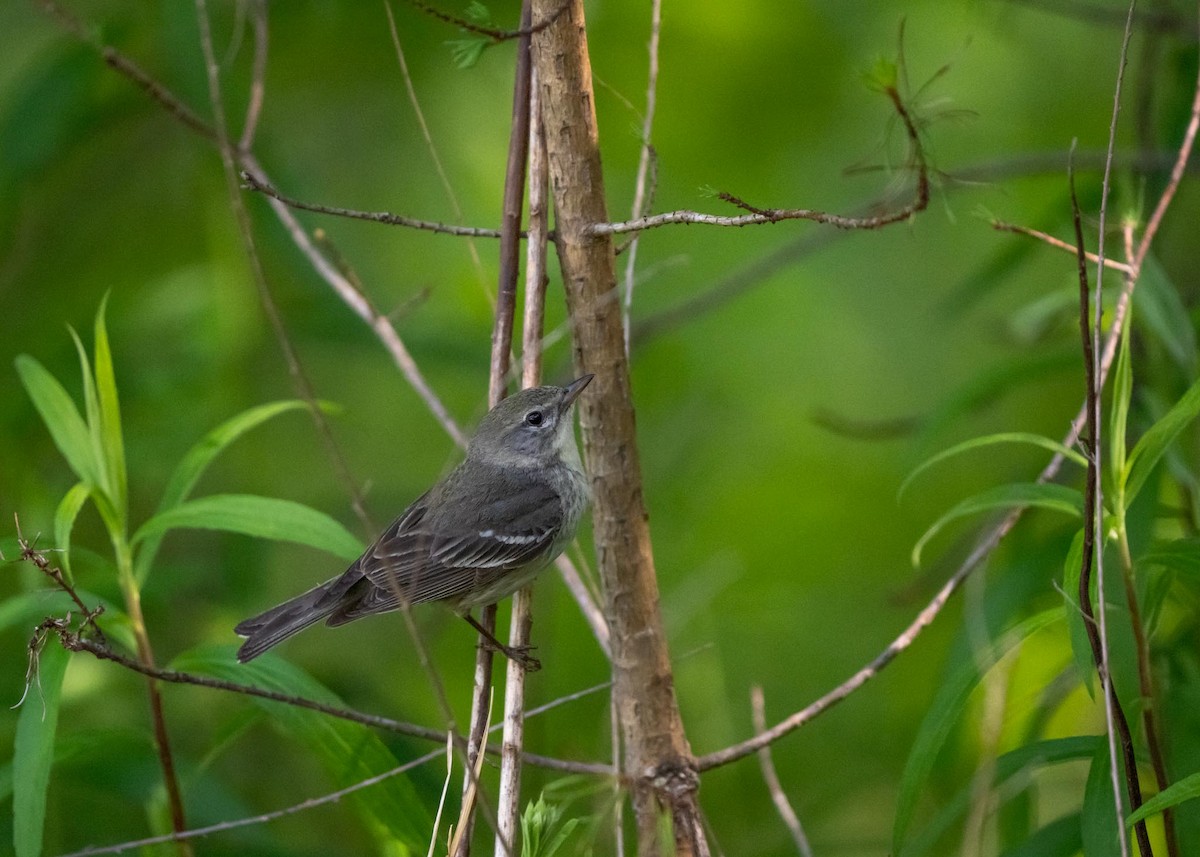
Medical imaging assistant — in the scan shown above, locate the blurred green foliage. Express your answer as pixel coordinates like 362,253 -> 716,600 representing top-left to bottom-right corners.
2,1 -> 1199,855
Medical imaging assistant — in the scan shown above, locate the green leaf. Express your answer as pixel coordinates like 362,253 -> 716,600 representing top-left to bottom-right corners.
1126,770 -> 1200,826
912,483 -> 1084,567
903,736 -> 1097,857
173,645 -> 430,851
1109,320 -> 1133,490
1135,255 -> 1198,372
892,609 -> 1061,854
1139,538 -> 1200,576
1082,740 -> 1125,857
998,813 -> 1082,857
448,38 -> 489,69
134,400 -> 334,583
1124,373 -> 1200,506
15,355 -> 100,488
131,494 -> 363,561
899,432 -> 1086,500
13,641 -> 70,857
67,326 -> 107,504
1062,529 -> 1095,698
92,294 -> 128,517
53,482 -> 91,584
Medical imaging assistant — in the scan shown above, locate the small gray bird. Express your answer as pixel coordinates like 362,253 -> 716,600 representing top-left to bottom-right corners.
235,375 -> 593,668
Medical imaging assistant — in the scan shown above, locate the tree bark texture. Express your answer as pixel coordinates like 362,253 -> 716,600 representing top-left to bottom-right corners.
529,3 -> 705,855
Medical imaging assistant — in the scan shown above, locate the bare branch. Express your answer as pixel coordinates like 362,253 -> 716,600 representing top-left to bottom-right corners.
750,687 -> 813,857
407,0 -> 571,43
620,0 -> 663,353
990,220 -> 1133,273
240,170 -> 506,239
593,84 -> 928,239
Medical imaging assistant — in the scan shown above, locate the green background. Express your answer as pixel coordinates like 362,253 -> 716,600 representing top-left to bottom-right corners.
2,1 -> 1198,854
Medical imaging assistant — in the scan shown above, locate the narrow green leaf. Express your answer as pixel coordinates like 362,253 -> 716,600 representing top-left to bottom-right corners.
1062,529 -> 1095,698
14,355 -> 99,488
92,294 -> 127,517
13,641 -> 70,857
173,645 -> 430,851
1126,770 -> 1200,826
1109,320 -> 1132,490
903,736 -> 1098,857
892,609 -> 1061,854
1135,255 -> 1198,372
998,813 -> 1082,857
53,482 -> 91,584
67,326 -> 108,505
912,483 -> 1084,567
1124,373 -> 1200,506
1139,538 -> 1200,576
900,433 -> 1087,500
131,494 -> 363,561
134,400 -> 335,584
1082,740 -> 1125,857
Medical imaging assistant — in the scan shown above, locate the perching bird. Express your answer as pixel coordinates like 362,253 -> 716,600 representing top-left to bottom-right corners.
235,375 -> 593,668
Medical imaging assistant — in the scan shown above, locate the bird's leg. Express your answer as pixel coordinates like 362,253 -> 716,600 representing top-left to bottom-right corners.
463,613 -> 541,672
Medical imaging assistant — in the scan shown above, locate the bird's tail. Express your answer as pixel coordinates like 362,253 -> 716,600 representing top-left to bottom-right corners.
234,580 -> 340,662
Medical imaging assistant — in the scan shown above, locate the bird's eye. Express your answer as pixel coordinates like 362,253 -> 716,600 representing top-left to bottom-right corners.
524,410 -> 544,427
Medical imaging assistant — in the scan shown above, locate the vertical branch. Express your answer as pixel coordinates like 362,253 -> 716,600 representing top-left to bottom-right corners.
461,5 -> 533,854
495,51 -> 547,857
1069,158 -> 1148,857
529,3 -> 705,855
620,0 -> 662,353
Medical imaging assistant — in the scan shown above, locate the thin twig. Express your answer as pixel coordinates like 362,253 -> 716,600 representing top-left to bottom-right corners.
407,0 -> 570,43
237,0 -> 268,152
55,747 -> 443,857
750,687 -> 813,857
620,0 -> 662,354
241,170 -> 506,239
990,220 -> 1134,273
1070,153 -> 1143,857
593,85 -> 928,238
494,7 -> 536,854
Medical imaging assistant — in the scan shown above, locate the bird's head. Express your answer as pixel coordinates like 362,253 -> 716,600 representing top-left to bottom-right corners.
468,375 -> 593,466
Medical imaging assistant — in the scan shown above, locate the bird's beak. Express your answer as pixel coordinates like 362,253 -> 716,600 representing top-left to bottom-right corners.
561,374 -> 594,408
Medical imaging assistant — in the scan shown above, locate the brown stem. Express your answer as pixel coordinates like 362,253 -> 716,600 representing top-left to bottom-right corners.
530,3 -> 704,855
1070,157 -> 1151,857
125,586 -> 192,856
1117,531 -> 1178,857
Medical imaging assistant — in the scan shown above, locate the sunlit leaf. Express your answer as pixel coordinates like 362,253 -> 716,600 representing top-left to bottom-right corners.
912,483 -> 1083,567
1109,320 -> 1132,490
67,326 -> 108,508
1123,373 -> 1200,506
135,400 -> 336,584
14,355 -> 99,488
53,482 -> 91,584
173,645 -> 430,851
92,294 -> 127,516
13,641 -> 70,857
1126,769 -> 1200,826
899,432 -> 1086,501
892,609 -> 1061,854
131,494 -> 363,561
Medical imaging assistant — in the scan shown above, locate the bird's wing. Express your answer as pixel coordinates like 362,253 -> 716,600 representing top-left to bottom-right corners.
354,477 -> 563,608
